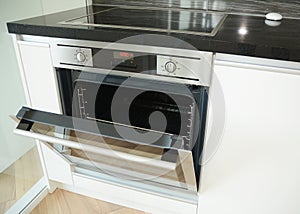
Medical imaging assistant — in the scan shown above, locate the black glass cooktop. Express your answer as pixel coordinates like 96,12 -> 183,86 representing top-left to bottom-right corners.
61,7 -> 226,36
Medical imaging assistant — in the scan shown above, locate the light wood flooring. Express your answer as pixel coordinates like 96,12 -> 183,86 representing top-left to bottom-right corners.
0,146 -> 43,213
0,145 -> 147,214
31,189 -> 148,214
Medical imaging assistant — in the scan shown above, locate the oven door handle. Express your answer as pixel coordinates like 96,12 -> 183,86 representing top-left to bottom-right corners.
13,127 -> 178,171
16,106 -> 183,149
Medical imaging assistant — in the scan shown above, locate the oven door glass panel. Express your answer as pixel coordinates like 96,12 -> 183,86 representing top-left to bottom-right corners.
13,107 -> 198,194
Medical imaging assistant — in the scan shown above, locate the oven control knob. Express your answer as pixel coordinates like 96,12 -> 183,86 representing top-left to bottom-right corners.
165,61 -> 176,73
76,52 -> 86,62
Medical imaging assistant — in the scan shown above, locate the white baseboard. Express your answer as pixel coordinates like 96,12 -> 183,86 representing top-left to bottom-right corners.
5,177 -> 48,214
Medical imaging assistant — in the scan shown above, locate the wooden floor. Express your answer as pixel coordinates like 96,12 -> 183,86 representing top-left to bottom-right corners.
0,146 -> 147,214
31,189 -> 148,214
0,146 -> 43,213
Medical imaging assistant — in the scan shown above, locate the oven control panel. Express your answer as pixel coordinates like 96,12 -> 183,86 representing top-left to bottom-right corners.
50,40 -> 212,86
157,55 -> 201,80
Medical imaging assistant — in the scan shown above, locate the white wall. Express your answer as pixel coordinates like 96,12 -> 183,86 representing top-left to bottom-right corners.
41,0 -> 85,14
0,0 -> 85,172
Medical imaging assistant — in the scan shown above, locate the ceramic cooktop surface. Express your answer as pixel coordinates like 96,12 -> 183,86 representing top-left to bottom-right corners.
61,7 -> 226,36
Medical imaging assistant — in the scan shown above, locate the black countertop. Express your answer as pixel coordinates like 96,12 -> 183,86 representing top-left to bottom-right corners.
7,5 -> 300,62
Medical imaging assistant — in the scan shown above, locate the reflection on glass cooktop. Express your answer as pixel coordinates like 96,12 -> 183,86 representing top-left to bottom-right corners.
60,7 -> 227,36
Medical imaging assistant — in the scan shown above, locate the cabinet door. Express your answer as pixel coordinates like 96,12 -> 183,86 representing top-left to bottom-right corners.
17,40 -> 63,187
18,41 -> 61,113
199,61 -> 300,214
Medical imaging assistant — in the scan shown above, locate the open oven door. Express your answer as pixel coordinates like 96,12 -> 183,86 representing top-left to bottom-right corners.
13,106 -> 199,197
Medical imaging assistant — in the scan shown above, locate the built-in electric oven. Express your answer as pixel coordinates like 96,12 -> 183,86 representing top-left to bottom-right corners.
14,38 -> 212,201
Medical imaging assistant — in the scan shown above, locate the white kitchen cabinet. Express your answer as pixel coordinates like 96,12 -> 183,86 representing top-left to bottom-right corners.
198,54 -> 300,214
17,40 -> 61,113
40,142 -> 74,185
14,37 -> 63,190
15,35 -> 300,214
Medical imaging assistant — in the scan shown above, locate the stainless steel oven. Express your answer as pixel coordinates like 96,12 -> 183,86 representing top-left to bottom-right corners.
14,38 -> 212,201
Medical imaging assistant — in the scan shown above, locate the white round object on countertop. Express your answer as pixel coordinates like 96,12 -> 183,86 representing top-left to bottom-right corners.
265,20 -> 281,27
265,12 -> 283,21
